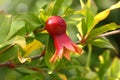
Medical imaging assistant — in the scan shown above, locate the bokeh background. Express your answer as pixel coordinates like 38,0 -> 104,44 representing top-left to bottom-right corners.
0,0 -> 120,80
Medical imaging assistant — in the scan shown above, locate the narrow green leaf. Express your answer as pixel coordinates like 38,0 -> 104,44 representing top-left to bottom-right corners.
64,11 -> 84,25
93,9 -> 110,28
88,23 -> 120,40
85,7 -> 94,32
59,0 -> 73,15
91,38 -> 117,53
77,7 -> 94,37
89,1 -> 120,33
52,0 -> 64,15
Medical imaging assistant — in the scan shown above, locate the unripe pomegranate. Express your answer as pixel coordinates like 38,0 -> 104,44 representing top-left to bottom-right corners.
46,16 -> 66,36
46,16 -> 82,63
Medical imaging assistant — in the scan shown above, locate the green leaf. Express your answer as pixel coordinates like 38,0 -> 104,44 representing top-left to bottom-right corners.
36,0 -> 50,9
16,13 -> 41,33
59,0 -> 73,15
5,20 -> 25,40
19,73 -> 44,80
45,36 -> 58,70
0,36 -> 26,50
15,67 -> 37,74
86,0 -> 98,14
77,7 -> 94,37
64,11 -> 84,25
67,24 -> 79,42
35,33 -> 49,45
98,50 -> 111,80
91,1 -> 120,32
91,38 -> 117,53
52,0 -> 64,15
105,57 -> 120,79
0,45 -> 18,62
0,13 -> 12,43
88,23 -> 120,40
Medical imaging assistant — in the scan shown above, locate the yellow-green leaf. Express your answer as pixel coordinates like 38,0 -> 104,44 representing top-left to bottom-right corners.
88,1 -> 120,33
93,9 -> 110,29
24,39 -> 43,57
58,73 -> 67,80
79,0 -> 85,9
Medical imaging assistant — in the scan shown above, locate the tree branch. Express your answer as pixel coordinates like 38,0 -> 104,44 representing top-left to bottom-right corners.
97,29 -> 120,38
0,48 -> 46,68
31,47 -> 45,60
0,44 -> 15,54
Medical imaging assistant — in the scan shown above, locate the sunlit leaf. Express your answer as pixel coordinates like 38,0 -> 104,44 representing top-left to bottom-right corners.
93,9 -> 110,27
90,1 -> 120,32
110,1 -> 120,10
24,39 -> 43,57
79,0 -> 85,9
13,36 -> 26,49
58,73 -> 67,80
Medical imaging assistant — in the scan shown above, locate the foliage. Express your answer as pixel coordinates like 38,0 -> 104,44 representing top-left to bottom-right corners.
0,0 -> 120,80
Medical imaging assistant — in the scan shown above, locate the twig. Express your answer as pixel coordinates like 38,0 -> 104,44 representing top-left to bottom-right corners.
0,44 -> 15,54
97,29 -> 120,38
0,61 -> 16,68
31,47 -> 46,60
0,48 -> 46,68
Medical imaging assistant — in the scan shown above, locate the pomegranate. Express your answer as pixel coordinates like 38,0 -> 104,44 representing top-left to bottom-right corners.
46,16 -> 82,63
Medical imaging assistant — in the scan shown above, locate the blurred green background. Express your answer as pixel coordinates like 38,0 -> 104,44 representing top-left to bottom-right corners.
0,0 -> 120,80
